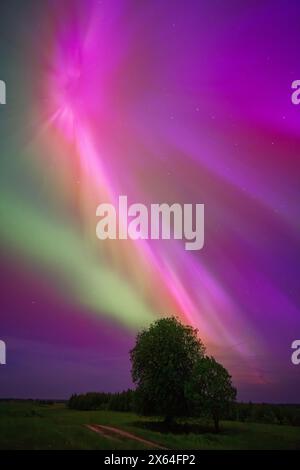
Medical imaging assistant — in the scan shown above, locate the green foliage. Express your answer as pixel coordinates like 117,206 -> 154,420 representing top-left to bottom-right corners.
68,390 -> 134,412
186,356 -> 236,432
229,402 -> 300,426
108,390 -> 135,412
130,316 -> 206,420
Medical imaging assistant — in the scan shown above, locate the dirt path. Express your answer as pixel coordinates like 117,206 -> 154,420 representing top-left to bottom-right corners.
86,424 -> 121,442
86,424 -> 168,449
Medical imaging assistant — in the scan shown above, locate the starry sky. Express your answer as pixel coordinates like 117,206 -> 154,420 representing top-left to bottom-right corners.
0,0 -> 299,402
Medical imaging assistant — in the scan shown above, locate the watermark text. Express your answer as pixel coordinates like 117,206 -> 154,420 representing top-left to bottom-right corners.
291,340 -> 300,365
0,340 -> 6,365
96,196 -> 204,251
0,80 -> 6,105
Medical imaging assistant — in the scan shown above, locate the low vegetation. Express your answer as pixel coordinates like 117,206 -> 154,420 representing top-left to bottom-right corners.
0,401 -> 300,450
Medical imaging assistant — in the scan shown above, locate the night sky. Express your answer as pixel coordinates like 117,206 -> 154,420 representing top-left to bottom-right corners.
0,0 -> 299,402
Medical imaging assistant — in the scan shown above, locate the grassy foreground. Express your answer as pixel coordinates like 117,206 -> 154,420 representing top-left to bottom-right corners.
0,401 -> 300,450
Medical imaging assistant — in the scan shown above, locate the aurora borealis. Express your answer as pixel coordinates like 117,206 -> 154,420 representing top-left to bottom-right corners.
0,0 -> 299,401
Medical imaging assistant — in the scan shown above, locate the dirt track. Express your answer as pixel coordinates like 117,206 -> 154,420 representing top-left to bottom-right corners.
86,424 -> 168,449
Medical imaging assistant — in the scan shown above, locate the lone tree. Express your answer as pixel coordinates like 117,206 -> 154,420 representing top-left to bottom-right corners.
130,316 -> 205,424
186,356 -> 236,432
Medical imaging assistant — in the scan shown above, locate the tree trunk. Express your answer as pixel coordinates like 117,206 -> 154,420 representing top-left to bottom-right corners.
213,415 -> 220,433
164,415 -> 174,427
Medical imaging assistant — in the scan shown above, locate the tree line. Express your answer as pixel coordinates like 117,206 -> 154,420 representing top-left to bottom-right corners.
68,392 -> 300,427
68,390 -> 134,412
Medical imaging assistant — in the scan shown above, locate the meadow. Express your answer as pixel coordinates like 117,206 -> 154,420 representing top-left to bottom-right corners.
0,401 -> 300,450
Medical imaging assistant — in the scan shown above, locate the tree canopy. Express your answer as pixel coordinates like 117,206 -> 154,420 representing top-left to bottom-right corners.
130,316 -> 206,422
186,356 -> 236,432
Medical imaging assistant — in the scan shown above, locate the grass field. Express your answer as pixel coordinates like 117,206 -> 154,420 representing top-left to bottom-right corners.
0,401 -> 300,450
